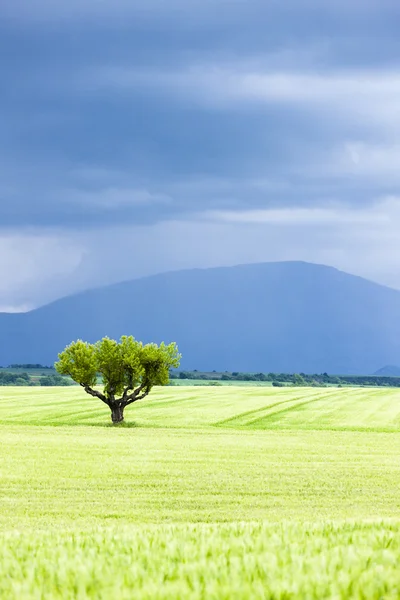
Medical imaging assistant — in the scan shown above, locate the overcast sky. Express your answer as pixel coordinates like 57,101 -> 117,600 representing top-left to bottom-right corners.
1,0 -> 400,310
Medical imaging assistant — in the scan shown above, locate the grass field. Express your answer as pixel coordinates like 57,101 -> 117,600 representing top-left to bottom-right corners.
170,378 -> 275,386
1,386 -> 400,598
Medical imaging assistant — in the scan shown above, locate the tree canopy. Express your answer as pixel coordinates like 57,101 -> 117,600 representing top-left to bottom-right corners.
55,336 -> 181,423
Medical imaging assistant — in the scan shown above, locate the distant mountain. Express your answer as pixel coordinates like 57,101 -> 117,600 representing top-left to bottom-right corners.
373,365 -> 400,377
0,261 -> 400,374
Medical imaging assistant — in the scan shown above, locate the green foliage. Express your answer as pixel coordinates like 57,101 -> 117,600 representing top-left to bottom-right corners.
7,363 -> 52,369
39,374 -> 73,387
0,370 -> 71,387
293,373 -> 306,386
55,336 -> 181,414
0,371 -> 30,386
172,370 -> 400,388
0,371 -> 73,386
14,377 -> 31,386
55,340 -> 98,388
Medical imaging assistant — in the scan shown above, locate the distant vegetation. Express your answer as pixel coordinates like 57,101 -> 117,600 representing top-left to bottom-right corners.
39,374 -> 74,387
2,365 -> 400,388
0,371 -> 73,387
171,371 -> 400,387
4,363 -> 53,370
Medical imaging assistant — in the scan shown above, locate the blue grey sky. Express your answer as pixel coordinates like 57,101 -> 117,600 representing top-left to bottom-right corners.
1,0 -> 400,310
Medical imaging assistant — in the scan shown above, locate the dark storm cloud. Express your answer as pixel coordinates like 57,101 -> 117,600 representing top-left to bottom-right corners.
1,0 -> 400,229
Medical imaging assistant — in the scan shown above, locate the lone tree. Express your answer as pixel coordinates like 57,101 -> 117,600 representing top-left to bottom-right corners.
55,336 -> 181,423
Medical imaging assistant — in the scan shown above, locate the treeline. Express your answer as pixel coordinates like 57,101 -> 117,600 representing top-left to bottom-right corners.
0,372 -> 73,387
171,371 -> 400,387
1,363 -> 52,369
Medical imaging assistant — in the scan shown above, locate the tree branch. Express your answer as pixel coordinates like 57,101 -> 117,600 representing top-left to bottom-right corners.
125,390 -> 149,406
121,385 -> 131,403
81,383 -> 110,407
123,383 -> 149,406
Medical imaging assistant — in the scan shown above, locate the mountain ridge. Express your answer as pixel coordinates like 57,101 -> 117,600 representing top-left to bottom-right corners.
373,365 -> 400,377
4,260 -> 398,316
0,261 -> 399,374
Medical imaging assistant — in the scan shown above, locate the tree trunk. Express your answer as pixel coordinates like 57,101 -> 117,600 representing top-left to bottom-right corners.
111,404 -> 125,424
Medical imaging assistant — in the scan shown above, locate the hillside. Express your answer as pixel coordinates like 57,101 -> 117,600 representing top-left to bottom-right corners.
1,261 -> 400,373
373,365 -> 400,376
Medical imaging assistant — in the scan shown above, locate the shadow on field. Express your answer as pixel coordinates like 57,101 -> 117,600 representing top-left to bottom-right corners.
0,419 -> 142,428
104,421 -> 140,429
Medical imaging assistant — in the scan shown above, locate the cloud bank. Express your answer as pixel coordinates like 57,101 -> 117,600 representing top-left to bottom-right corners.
0,0 -> 399,308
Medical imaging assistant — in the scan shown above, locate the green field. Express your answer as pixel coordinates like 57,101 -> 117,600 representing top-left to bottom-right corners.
170,378 -> 275,386
1,386 -> 400,598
